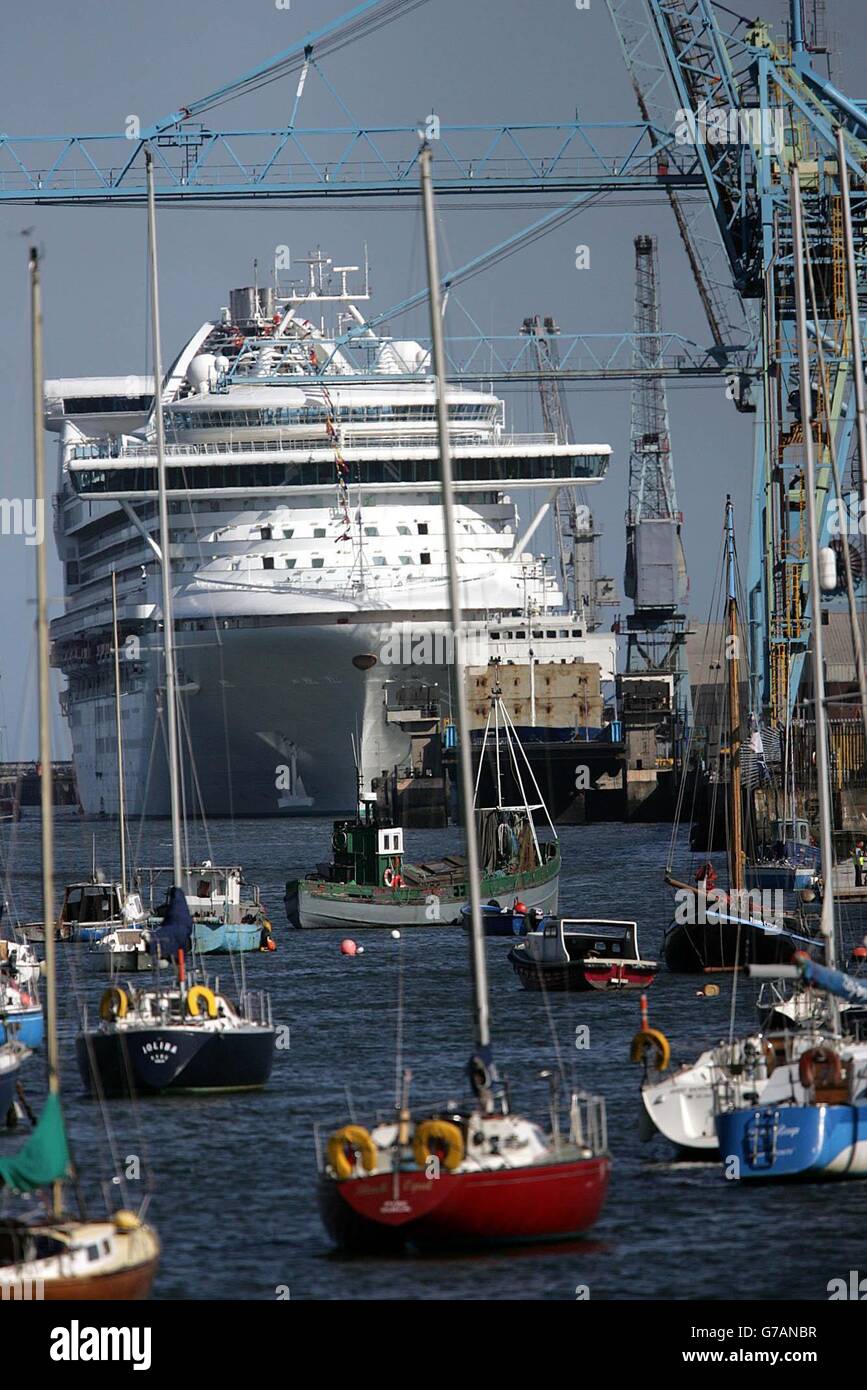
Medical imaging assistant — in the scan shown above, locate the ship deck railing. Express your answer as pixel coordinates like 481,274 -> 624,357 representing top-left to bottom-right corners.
313,1089 -> 608,1171
69,430 -> 561,463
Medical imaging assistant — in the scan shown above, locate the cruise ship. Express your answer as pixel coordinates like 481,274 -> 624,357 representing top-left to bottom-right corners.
48,255 -> 613,816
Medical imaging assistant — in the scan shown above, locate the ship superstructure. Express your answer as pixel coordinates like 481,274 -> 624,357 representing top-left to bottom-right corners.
48,253 -> 612,815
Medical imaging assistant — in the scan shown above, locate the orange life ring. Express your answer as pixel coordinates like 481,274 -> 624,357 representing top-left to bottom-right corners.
383,867 -> 395,888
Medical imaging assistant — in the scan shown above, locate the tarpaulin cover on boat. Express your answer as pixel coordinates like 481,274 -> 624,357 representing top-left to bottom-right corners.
0,1092 -> 71,1193
149,887 -> 193,960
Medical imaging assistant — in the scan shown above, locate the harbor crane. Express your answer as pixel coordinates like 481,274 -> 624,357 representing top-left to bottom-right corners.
519,314 -> 613,628
621,234 -> 691,770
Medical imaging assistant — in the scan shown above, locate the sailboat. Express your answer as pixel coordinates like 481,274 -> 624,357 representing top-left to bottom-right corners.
715,168 -> 867,1179
316,145 -> 610,1251
0,246 -> 159,1299
663,499 -> 822,972
638,508 -> 830,1156
76,152 -> 276,1099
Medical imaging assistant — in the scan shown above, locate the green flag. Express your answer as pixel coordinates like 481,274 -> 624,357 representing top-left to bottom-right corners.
0,1092 -> 71,1193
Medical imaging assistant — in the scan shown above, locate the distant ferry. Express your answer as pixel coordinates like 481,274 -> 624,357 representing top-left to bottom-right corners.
48,253 -> 613,816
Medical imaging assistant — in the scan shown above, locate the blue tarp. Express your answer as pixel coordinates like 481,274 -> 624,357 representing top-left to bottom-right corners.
148,886 -> 193,960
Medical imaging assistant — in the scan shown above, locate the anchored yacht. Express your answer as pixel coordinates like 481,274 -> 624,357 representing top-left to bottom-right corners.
48,254 -> 613,816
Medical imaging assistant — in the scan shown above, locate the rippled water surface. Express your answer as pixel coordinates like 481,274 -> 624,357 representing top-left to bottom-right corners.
2,816 -> 864,1301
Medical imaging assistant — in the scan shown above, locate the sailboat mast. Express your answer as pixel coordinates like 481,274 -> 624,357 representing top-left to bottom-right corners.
30,246 -> 61,1217
111,570 -> 128,897
146,151 -> 184,886
791,167 -> 837,967
725,497 -> 744,894
420,144 -> 491,1051
837,129 -> 867,528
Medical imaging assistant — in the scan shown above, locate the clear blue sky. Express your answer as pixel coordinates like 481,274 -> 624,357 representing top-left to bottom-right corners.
0,0 -> 864,756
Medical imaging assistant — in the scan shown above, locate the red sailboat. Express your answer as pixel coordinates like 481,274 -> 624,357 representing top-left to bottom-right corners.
316,146 -> 611,1251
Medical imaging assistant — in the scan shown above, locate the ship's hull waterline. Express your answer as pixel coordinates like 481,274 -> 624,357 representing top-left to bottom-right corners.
68,619 -> 462,819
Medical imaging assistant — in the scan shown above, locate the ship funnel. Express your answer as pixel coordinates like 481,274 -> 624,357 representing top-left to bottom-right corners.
230,286 -> 275,327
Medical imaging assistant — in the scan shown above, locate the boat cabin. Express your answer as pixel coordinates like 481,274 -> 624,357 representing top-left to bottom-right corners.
774,818 -> 811,846
329,796 -> 405,888
61,882 -> 125,927
523,918 -> 641,966
181,865 -> 243,913
138,863 -> 256,924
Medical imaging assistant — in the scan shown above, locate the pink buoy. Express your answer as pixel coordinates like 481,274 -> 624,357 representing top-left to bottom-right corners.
340,938 -> 358,957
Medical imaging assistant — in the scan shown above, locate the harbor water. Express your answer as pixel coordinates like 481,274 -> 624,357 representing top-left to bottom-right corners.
2,816 -> 864,1301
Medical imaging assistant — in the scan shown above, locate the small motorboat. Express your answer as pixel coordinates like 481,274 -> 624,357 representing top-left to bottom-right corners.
460,902 -> 536,937
89,927 -> 169,974
509,917 -> 658,992
21,879 -> 149,943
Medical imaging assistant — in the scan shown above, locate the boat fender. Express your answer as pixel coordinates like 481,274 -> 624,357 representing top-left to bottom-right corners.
327,1124 -> 378,1180
99,986 -> 128,1022
762,1039 -> 778,1075
629,1027 -> 671,1072
413,1119 -> 464,1172
798,1046 -> 842,1091
186,984 -> 219,1019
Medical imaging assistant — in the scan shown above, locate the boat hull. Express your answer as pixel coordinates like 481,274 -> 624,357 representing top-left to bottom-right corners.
640,1062 -> 721,1155
74,924 -> 114,943
192,922 -> 263,953
0,1008 -> 44,1049
508,947 -> 656,992
33,1259 -> 159,1300
319,1154 -> 611,1251
662,919 -> 820,973
716,1103 -> 867,1179
296,866 -> 559,930
0,1221 -> 160,1300
75,1025 -> 274,1096
746,864 -> 815,892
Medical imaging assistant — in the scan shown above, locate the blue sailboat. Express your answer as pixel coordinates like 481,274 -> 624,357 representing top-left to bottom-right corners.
716,958 -> 867,1178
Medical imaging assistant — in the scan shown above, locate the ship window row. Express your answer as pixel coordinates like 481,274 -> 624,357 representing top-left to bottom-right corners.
166,404 -> 496,429
63,394 -> 153,415
189,552 -> 435,572
73,456 -> 600,494
489,629 -> 584,640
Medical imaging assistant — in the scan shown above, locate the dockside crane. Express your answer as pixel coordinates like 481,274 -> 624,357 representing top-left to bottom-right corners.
520,314 -> 613,627
621,234 -> 691,771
